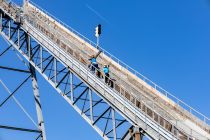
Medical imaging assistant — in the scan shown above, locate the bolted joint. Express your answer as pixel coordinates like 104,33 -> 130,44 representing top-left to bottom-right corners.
39,121 -> 44,126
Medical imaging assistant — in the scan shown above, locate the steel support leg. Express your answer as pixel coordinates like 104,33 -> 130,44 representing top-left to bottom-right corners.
27,32 -> 46,140
112,109 -> 117,140
134,127 -> 142,140
122,126 -> 144,140
30,65 -> 47,140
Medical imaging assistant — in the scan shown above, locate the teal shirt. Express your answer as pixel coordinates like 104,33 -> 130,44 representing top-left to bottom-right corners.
103,67 -> 109,74
91,58 -> 97,64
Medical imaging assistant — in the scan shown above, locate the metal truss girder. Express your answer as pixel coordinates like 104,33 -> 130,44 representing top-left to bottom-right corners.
103,109 -> 112,137
106,119 -> 127,136
1,19 -> 9,31
56,70 -> 69,88
0,65 -> 30,73
73,87 -> 89,105
31,45 -> 40,60
93,107 -> 111,126
73,82 -> 83,90
0,24 -> 130,140
9,24 -> 20,39
83,99 -> 103,114
0,125 -> 41,133
0,10 -> 180,140
42,57 -> 53,73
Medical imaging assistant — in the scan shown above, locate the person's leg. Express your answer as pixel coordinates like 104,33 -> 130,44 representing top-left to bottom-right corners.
96,68 -> 101,78
95,64 -> 102,77
105,73 -> 110,84
107,73 -> 110,84
92,64 -> 96,72
90,64 -> 93,71
95,64 -> 99,74
110,80 -> 114,88
95,64 -> 98,69
105,73 -> 108,83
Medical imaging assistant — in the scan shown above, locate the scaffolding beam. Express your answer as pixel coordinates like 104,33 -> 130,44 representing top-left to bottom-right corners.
0,125 -> 41,133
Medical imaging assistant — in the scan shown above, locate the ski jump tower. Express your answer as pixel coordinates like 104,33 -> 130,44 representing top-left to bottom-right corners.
0,0 -> 209,140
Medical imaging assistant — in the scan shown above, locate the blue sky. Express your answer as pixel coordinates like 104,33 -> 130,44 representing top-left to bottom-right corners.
0,0 -> 210,139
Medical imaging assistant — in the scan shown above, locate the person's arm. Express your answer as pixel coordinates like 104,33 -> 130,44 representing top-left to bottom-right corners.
95,50 -> 102,58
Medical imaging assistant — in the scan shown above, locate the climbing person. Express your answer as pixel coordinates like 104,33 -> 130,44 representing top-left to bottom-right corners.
103,64 -> 110,84
89,55 -> 99,73
109,78 -> 115,88
96,66 -> 102,78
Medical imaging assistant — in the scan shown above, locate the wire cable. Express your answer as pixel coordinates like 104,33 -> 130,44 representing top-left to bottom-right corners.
0,79 -> 39,129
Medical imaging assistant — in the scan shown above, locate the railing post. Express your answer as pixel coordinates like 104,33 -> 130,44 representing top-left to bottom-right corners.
54,58 -> 57,84
27,34 -> 31,59
0,13 -> 2,31
89,88 -> 93,123
8,21 -> 11,39
40,46 -> 43,71
70,72 -> 74,102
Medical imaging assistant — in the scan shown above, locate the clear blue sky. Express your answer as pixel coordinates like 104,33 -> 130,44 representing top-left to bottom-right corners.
0,0 -> 210,139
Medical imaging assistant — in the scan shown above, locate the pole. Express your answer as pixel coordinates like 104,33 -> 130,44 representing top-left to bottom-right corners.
112,109 -> 117,140
95,24 -> 101,49
30,65 -> 47,140
96,36 -> 99,49
26,33 -> 47,140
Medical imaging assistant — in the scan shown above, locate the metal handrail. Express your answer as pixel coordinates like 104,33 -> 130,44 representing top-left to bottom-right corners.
3,0 -> 18,7
1,0 -> 19,12
28,0 -> 210,126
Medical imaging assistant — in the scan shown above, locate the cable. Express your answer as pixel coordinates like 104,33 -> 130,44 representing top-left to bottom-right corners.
0,79 -> 39,129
